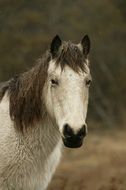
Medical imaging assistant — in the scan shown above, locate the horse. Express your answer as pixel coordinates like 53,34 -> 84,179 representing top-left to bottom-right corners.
0,35 -> 91,190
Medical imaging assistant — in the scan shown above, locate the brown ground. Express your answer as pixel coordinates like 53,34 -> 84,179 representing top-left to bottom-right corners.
48,129 -> 126,190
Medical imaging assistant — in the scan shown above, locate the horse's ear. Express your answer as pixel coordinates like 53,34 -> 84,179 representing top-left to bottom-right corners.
81,35 -> 90,58
50,35 -> 62,58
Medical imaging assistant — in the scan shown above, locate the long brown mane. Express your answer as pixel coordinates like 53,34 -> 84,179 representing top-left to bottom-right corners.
0,42 -> 86,131
9,52 -> 50,131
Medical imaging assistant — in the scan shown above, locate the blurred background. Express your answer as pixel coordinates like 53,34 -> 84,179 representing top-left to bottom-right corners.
0,0 -> 126,189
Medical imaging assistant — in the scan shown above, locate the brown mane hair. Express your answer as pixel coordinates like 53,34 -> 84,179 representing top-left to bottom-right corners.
56,42 -> 85,72
1,42 -> 86,131
9,52 -> 50,131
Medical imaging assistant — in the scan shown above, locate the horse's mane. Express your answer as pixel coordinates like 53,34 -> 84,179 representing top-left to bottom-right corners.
0,42 -> 86,132
8,52 -> 50,132
0,81 -> 10,101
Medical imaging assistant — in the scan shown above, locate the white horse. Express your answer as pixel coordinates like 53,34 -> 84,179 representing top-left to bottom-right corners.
0,35 -> 91,190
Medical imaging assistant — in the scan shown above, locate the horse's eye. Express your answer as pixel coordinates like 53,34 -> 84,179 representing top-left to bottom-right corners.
86,79 -> 92,86
51,79 -> 59,86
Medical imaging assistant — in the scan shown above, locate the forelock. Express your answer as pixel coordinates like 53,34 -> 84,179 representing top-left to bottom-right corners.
55,42 -> 85,72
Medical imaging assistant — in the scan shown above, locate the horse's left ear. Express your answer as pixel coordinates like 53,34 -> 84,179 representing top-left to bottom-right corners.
50,35 -> 62,58
81,35 -> 90,58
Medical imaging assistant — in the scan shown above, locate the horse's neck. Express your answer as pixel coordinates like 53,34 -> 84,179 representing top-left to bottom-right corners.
0,90 -> 61,159
21,116 -> 61,160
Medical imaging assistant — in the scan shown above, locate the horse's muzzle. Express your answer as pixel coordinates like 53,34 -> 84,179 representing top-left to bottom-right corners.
62,123 -> 86,148
62,136 -> 84,148
63,138 -> 83,148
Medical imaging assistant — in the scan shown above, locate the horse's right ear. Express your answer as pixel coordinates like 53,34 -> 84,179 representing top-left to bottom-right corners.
50,35 -> 62,58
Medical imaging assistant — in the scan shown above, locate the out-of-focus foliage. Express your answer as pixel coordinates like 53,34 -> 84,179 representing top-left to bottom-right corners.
0,0 -> 125,128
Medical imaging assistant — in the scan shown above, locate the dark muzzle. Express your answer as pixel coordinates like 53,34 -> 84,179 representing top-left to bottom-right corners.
62,124 -> 87,148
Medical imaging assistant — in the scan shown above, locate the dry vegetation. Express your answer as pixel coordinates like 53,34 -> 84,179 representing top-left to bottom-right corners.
48,129 -> 126,190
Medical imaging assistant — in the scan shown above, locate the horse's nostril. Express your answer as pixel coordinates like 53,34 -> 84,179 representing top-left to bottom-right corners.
63,123 -> 87,140
63,124 -> 73,138
77,125 -> 87,138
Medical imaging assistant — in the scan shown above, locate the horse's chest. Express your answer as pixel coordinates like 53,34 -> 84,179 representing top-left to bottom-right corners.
0,139 -> 62,190
29,140 -> 62,190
